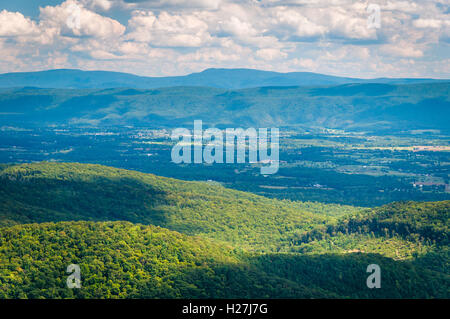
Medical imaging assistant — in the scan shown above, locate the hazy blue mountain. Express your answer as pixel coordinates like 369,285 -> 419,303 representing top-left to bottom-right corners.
0,68 -> 445,89
0,82 -> 448,132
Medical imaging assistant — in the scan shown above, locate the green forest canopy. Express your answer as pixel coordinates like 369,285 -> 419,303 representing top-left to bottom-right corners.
0,162 -> 448,298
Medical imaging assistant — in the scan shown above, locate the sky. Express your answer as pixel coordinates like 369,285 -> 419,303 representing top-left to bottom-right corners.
0,0 -> 449,78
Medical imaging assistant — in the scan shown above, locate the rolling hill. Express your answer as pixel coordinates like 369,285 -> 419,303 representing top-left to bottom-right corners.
1,220 -> 448,299
0,162 -> 357,252
0,162 -> 448,256
0,162 -> 448,298
0,220 -> 335,299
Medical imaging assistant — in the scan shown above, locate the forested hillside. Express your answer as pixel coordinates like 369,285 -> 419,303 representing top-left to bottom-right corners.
1,82 -> 449,132
291,201 -> 449,260
0,162 -> 448,298
0,221 -> 328,299
0,162 -> 357,252
0,221 -> 448,299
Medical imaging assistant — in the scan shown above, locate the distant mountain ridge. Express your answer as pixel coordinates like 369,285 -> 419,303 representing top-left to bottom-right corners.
0,68 -> 446,89
1,82 -> 449,132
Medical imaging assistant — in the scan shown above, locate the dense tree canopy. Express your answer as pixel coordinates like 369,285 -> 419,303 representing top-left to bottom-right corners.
0,162 -> 448,298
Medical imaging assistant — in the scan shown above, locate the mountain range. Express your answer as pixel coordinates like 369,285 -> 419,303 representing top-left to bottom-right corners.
1,82 -> 449,133
0,68 -> 446,90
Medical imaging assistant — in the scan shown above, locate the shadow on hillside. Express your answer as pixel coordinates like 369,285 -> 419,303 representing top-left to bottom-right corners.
0,175 -> 172,226
128,252 -> 449,299
245,252 -> 449,298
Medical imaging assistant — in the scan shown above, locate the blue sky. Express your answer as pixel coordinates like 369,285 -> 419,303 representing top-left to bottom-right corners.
0,0 -> 449,78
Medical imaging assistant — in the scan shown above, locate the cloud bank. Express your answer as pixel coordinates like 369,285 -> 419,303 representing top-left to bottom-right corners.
0,0 -> 448,78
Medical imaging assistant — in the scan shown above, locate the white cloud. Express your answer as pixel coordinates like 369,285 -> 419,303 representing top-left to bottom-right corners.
0,10 -> 40,37
118,0 -> 222,10
256,48 -> 287,61
413,17 -> 450,42
380,43 -> 424,58
126,10 -> 211,47
0,0 -> 448,78
39,0 -> 125,38
292,58 -> 317,70
81,0 -> 113,11
272,9 -> 326,38
219,16 -> 258,38
178,47 -> 242,63
383,1 -> 420,14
